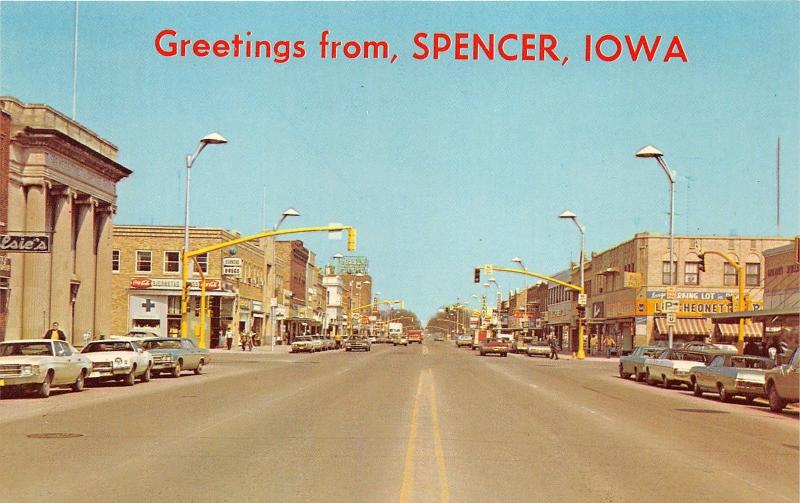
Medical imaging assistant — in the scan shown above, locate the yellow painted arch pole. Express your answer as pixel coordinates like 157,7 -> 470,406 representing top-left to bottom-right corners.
477,265 -> 586,360
699,250 -> 747,353
181,225 -> 356,347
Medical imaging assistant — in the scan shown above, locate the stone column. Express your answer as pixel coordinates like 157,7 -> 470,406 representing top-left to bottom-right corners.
93,206 -> 113,338
21,183 -> 51,339
49,188 -> 72,342
73,195 -> 95,344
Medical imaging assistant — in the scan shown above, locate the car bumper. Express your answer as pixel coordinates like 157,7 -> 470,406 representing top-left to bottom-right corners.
0,375 -> 44,387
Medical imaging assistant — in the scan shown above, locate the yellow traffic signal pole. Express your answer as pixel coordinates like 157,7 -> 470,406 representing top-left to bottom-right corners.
477,265 -> 586,359
182,225 -> 356,348
699,250 -> 746,353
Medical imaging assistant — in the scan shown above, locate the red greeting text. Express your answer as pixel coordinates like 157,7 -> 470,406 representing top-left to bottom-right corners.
412,32 -> 561,61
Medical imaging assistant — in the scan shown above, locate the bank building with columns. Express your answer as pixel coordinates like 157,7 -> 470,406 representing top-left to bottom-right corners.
0,97 -> 131,344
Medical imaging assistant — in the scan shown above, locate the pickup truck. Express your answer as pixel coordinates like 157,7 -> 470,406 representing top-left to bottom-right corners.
764,348 -> 799,412
479,338 -> 509,357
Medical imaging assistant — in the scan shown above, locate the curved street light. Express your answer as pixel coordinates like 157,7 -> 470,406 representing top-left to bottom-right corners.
559,209 -> 586,359
184,132 -> 227,253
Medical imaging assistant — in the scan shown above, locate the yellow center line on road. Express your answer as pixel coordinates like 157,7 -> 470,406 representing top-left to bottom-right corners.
399,370 -> 424,503
428,368 -> 450,503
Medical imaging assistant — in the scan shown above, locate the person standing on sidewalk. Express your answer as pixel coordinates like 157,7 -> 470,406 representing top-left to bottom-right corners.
225,326 -> 234,350
549,336 -> 559,360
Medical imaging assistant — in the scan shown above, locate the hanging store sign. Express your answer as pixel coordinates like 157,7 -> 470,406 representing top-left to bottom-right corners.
222,257 -> 242,277
0,234 -> 50,252
130,277 -> 222,291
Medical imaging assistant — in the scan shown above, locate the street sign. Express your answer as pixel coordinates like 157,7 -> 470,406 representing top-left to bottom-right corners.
666,312 -> 677,326
663,299 -> 679,312
577,293 -> 587,306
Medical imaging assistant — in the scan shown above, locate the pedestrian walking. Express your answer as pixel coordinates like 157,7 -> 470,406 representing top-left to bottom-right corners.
603,335 -> 616,358
43,322 -> 66,341
241,331 -> 251,351
251,329 -> 260,348
549,336 -> 559,360
225,326 -> 234,350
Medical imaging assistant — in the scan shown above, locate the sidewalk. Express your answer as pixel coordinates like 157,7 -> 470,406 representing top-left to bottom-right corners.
556,351 -> 619,362
210,344 -> 292,354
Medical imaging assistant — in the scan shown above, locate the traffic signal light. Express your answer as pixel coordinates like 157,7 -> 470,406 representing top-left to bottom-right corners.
697,254 -> 706,273
347,228 -> 357,251
725,295 -> 735,312
474,268 -> 481,283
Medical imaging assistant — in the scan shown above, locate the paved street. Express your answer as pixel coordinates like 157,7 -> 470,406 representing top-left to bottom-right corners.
0,341 -> 797,503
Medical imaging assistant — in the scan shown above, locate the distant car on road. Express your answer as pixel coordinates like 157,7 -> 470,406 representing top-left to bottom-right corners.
526,341 -> 551,358
345,337 -> 371,352
140,337 -> 209,377
479,338 -> 509,357
456,335 -> 472,348
434,334 -> 444,342
291,335 -> 314,353
764,347 -> 799,412
392,335 -> 409,346
619,345 -> 664,381
0,340 -> 91,398
81,338 -> 153,385
690,354 -> 775,403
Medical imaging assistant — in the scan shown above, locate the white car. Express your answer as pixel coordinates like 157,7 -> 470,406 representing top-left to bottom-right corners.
81,338 -> 153,385
0,339 -> 92,398
644,349 -> 709,389
291,336 -> 314,353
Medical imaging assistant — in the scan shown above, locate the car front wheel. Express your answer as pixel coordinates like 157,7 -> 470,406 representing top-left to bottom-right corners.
141,365 -> 151,383
662,376 -> 672,389
693,381 -> 703,397
619,365 -> 630,379
171,360 -> 183,378
72,370 -> 86,392
37,372 -> 53,398
123,367 -> 136,386
194,360 -> 204,375
718,383 -> 731,402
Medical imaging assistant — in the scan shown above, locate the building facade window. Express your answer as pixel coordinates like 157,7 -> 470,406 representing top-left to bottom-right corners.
684,262 -> 699,285
136,250 -> 152,273
724,263 -> 738,286
164,251 -> 180,273
662,261 -> 677,285
112,250 -> 120,272
195,253 -> 208,274
745,263 -> 761,286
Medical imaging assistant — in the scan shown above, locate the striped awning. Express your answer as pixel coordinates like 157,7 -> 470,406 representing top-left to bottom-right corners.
654,317 -> 710,337
715,322 -> 763,338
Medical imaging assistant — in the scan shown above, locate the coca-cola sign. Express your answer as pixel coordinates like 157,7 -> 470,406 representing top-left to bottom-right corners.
0,235 -> 50,253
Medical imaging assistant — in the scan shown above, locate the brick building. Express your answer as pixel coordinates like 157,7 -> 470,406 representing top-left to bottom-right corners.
1,97 -> 130,344
112,225 -> 265,347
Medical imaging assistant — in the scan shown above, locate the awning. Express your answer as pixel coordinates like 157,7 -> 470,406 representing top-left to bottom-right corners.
654,317 -> 709,337
715,322 -> 763,338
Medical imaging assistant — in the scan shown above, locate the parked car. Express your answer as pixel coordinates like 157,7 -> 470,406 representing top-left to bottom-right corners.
81,338 -> 153,385
619,345 -> 664,381
0,339 -> 91,398
479,338 -> 509,357
764,347 -> 800,412
310,335 -> 325,352
512,338 -> 530,354
526,341 -> 551,358
125,328 -> 161,339
140,337 -> 210,377
345,337 -> 371,352
644,349 -> 709,389
320,336 -> 334,351
393,335 -> 408,346
690,354 -> 776,402
291,335 -> 314,353
456,335 -> 472,348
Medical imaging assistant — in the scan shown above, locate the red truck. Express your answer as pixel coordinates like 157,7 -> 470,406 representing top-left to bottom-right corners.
407,329 -> 423,344
471,329 -> 488,350
479,338 -> 510,357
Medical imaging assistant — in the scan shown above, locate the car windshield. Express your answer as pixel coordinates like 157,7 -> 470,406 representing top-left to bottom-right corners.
142,339 -> 182,350
82,341 -> 132,353
0,342 -> 53,357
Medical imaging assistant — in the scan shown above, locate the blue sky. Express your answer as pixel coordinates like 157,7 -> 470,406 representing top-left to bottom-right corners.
1,2 -> 798,321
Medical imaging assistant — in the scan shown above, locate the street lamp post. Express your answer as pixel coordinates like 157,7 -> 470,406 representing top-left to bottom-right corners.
268,208 -> 300,352
180,132 -> 226,342
636,145 -> 677,348
559,210 -> 586,360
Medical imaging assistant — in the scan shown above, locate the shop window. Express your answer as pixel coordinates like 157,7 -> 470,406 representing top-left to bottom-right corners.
684,262 -> 699,285
136,250 -> 152,273
745,263 -> 761,286
167,296 -> 182,315
164,251 -> 180,273
723,263 -> 738,286
112,250 -> 120,272
662,261 -> 677,285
